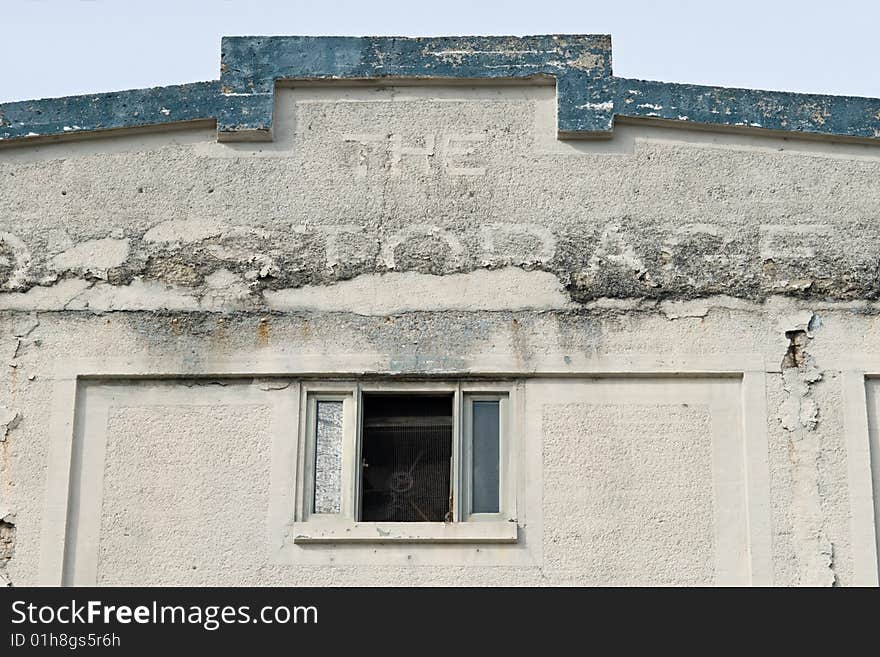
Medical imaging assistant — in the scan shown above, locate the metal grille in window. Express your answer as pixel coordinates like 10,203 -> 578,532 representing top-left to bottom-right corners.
360,395 -> 453,522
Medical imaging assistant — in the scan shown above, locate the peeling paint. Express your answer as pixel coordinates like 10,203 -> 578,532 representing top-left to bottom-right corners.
143,219 -> 227,244
0,408 -> 21,441
5,212 -> 880,308
51,238 -> 130,277
659,300 -> 710,320
0,508 -> 14,587
264,268 -> 571,315
776,315 -> 836,586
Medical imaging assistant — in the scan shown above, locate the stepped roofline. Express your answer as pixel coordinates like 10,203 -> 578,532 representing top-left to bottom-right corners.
2,35 -> 878,144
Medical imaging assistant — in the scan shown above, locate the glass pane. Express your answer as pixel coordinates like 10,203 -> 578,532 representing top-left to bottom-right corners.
313,400 -> 344,514
360,394 -> 453,522
471,400 -> 500,513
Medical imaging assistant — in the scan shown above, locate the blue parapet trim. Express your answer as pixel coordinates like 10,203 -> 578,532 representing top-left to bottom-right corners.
217,35 -> 614,139
616,78 -> 880,141
1,35 -> 878,145
0,81 -> 222,142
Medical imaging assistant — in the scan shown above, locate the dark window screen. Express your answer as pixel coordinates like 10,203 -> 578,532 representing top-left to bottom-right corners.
360,394 -> 453,522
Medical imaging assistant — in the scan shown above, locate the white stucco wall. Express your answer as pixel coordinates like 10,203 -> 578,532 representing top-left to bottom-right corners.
1,85 -> 879,586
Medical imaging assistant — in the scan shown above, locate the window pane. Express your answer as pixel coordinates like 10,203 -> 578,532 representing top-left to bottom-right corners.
471,400 -> 500,513
360,394 -> 453,522
313,400 -> 344,514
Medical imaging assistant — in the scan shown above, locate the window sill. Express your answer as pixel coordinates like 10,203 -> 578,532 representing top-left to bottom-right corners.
289,521 -> 518,544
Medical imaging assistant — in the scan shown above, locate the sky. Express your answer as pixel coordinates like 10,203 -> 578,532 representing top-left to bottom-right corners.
1,0 -> 879,103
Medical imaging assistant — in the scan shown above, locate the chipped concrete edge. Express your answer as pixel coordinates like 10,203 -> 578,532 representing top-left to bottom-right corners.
1,35 -> 878,144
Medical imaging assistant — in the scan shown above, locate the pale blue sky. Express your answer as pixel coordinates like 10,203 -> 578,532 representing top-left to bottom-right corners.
2,0 -> 879,103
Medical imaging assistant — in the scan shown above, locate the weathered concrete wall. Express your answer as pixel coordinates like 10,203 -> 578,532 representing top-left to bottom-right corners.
2,83 -> 880,586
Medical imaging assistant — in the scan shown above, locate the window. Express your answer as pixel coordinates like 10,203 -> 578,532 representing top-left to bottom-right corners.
292,381 -> 517,543
360,394 -> 454,522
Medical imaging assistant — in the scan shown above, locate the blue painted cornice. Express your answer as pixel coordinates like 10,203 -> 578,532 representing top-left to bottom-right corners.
0,81 -> 223,142
617,78 -> 880,140
218,35 -> 614,139
2,35 -> 878,144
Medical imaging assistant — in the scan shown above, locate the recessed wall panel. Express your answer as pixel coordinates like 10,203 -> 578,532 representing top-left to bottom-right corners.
528,377 -> 750,585
64,380 -> 281,586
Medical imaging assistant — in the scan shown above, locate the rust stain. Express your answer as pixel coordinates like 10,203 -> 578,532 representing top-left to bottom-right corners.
214,317 -> 228,341
1,442 -> 7,482
257,317 -> 270,345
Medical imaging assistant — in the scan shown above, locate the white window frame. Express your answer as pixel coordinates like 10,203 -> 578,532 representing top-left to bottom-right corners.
290,379 -> 518,544
299,387 -> 358,522
461,392 -> 511,522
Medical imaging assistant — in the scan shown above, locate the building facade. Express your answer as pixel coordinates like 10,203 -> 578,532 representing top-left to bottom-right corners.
1,35 -> 879,586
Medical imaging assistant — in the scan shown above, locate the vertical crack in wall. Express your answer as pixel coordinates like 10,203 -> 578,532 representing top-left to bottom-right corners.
0,413 -> 17,587
0,509 -> 14,587
777,313 -> 836,586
